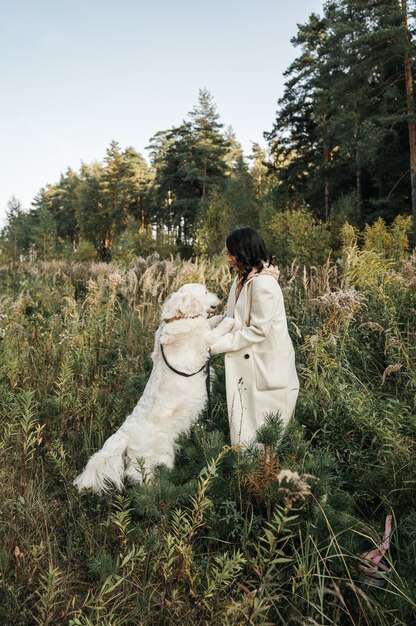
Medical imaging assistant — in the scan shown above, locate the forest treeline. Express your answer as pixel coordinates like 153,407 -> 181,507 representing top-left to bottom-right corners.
1,0 -> 415,264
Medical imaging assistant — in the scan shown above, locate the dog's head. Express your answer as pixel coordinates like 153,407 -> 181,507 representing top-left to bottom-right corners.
161,283 -> 220,321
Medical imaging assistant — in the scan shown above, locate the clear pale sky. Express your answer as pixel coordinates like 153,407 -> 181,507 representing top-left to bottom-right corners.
0,0 -> 324,226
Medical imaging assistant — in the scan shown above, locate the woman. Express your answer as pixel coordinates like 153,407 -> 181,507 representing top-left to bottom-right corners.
210,227 -> 299,446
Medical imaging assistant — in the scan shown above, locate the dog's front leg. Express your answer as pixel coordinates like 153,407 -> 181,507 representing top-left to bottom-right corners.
210,316 -> 235,341
207,314 -> 225,328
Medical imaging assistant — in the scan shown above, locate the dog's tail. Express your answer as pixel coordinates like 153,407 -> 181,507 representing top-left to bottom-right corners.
73,430 -> 129,494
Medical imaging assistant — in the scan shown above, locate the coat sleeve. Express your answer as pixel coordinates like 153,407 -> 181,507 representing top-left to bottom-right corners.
210,275 -> 280,355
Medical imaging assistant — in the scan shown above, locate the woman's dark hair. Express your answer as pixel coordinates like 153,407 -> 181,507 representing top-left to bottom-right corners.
226,227 -> 272,282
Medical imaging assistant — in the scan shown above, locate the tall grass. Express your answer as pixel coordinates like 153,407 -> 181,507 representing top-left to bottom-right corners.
0,239 -> 415,625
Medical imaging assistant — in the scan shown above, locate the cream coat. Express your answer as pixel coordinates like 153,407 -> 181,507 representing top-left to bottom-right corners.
210,270 -> 299,445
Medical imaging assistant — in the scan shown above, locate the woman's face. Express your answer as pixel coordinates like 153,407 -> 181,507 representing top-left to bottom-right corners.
226,249 -> 239,273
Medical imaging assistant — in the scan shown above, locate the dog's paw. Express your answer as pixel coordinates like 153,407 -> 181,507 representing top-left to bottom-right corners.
207,314 -> 225,328
124,463 -> 145,485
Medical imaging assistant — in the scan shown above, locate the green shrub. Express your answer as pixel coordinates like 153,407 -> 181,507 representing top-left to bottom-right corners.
362,215 -> 413,260
265,206 -> 332,266
73,239 -> 97,262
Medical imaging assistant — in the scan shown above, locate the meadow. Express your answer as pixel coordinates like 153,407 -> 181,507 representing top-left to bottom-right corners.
0,223 -> 415,625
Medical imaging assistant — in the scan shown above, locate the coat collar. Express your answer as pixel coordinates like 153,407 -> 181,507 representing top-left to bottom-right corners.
234,263 -> 280,303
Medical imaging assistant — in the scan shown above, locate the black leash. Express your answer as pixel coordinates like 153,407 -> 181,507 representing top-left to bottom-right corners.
160,343 -> 214,428
205,359 -> 214,429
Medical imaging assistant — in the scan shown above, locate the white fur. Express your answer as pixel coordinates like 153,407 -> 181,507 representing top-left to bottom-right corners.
73,283 -> 234,494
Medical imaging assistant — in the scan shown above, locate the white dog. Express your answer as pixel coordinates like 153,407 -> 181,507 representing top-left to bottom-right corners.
73,283 -> 234,494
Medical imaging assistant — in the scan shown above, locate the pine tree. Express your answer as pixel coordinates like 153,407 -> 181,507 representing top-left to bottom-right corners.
248,143 -> 272,202
75,162 -> 108,257
265,11 -> 328,214
323,0 -> 412,221
0,197 -> 33,261
102,141 -> 150,238
400,0 -> 416,234
147,89 -> 230,251
75,143 -> 151,259
197,157 -> 260,254
266,0 -> 413,224
224,126 -> 244,170
32,205 -> 58,260
188,88 -> 230,200
32,167 -> 80,247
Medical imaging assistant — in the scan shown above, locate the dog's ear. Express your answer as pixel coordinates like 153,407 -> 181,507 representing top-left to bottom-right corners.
161,291 -> 205,320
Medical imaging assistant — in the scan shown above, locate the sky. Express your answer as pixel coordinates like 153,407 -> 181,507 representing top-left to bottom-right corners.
0,0 -> 324,227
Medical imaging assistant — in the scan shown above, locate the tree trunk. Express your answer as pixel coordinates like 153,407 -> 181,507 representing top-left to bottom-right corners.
202,158 -> 207,199
401,0 -> 416,235
323,144 -> 330,219
137,195 -> 143,226
356,167 -> 362,216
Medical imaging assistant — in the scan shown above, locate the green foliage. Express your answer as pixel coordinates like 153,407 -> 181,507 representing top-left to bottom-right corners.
147,89 -> 231,251
362,215 -> 413,260
111,217 -> 177,263
0,197 -> 37,262
266,0 -> 413,224
32,206 -> 58,260
74,143 -> 152,259
265,206 -> 332,266
0,247 -> 415,625
197,157 -> 261,254
73,240 -> 97,262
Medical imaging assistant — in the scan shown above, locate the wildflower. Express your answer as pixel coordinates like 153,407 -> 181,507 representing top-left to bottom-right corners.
107,269 -> 126,293
312,287 -> 366,311
276,469 -> 316,502
308,334 -> 319,346
359,322 -> 384,332
382,363 -> 402,383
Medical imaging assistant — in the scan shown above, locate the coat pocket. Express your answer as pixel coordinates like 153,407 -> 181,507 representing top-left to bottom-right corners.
253,349 -> 290,391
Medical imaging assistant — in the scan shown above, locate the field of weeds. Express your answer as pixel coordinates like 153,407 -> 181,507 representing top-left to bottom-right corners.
0,237 -> 415,625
